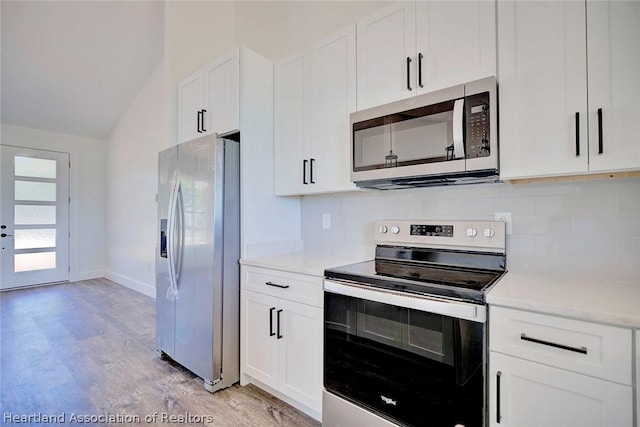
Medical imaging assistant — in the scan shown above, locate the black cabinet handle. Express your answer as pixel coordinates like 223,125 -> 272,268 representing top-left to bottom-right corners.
310,158 -> 316,184
496,371 -> 502,423
303,159 -> 309,184
1,233 -> 12,238
575,112 -> 580,156
265,281 -> 290,289
276,309 -> 283,339
418,52 -> 424,88
269,307 -> 276,337
406,57 -> 412,91
197,110 -> 203,133
597,107 -> 603,154
520,333 -> 587,354
201,109 -> 207,132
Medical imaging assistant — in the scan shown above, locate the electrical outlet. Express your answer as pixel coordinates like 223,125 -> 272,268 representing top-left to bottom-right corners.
494,212 -> 512,235
322,213 -> 331,230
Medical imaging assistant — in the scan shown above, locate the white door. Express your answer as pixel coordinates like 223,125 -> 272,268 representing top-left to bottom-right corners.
308,24 -> 357,194
0,146 -> 70,289
586,0 -> 640,172
274,50 -> 308,196
277,299 -> 323,413
415,0 -> 496,93
489,352 -> 633,427
241,290 -> 279,389
498,0 -> 589,180
205,50 -> 239,136
356,1 -> 416,110
178,71 -> 204,143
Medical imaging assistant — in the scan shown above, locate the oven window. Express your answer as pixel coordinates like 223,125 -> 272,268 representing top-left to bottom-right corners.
324,292 -> 484,427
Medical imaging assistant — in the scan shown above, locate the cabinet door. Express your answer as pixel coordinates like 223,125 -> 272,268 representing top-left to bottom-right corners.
274,51 -> 308,196
356,1 -> 416,110
308,25 -> 357,194
415,0 -> 495,93
241,290 -> 279,389
498,1 -> 589,180
277,299 -> 323,413
489,352 -> 633,427
178,72 -> 204,143
586,0 -> 640,172
204,50 -> 239,136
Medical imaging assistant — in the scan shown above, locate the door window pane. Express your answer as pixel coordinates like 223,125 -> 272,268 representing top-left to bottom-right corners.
14,229 -> 56,250
14,205 -> 56,225
14,252 -> 56,272
15,181 -> 56,202
15,156 -> 57,179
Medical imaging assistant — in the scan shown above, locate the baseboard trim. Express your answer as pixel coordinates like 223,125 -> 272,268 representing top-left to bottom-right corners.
105,271 -> 155,298
69,270 -> 104,282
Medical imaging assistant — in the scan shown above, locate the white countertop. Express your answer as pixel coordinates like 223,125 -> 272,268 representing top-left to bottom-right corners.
487,271 -> 640,329
240,252 -> 369,277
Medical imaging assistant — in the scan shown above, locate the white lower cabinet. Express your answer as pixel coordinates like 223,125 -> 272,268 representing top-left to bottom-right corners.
489,353 -> 632,427
240,266 -> 323,418
489,306 -> 633,426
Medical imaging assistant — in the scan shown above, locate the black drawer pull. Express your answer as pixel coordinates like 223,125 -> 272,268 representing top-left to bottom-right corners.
496,371 -> 502,423
269,307 -> 276,336
597,107 -> 603,154
520,333 -> 587,354
575,112 -> 580,156
277,309 -> 283,339
265,281 -> 290,289
406,57 -> 412,91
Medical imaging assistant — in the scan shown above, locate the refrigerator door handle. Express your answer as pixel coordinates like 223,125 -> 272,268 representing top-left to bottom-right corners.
166,175 -> 181,299
175,180 -> 185,289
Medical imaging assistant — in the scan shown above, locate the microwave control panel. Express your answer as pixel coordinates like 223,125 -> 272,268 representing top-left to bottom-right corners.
465,92 -> 490,159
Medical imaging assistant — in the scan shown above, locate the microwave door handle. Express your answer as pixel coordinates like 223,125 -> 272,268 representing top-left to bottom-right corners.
452,99 -> 465,159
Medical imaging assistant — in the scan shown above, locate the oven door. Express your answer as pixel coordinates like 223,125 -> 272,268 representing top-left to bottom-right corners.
324,280 -> 485,427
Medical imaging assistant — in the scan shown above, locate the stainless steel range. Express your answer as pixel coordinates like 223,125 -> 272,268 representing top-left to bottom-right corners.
323,220 -> 506,427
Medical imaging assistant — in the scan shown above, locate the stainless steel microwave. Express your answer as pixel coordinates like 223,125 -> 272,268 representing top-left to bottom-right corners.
350,76 -> 498,189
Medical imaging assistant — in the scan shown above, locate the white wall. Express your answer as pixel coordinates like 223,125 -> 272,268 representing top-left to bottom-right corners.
300,178 -> 640,283
234,1 -> 392,60
0,124 -> 106,281
105,63 -> 167,297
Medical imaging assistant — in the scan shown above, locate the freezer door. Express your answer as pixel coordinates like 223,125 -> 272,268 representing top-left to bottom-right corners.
173,135 -> 225,384
156,145 -> 179,357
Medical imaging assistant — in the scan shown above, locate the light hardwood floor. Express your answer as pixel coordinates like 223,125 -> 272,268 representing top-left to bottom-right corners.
0,279 -> 320,426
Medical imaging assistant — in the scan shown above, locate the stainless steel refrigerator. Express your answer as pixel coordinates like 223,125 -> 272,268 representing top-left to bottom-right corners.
156,133 -> 240,392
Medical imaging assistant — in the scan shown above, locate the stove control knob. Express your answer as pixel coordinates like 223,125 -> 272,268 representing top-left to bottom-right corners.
484,227 -> 496,238
466,227 -> 478,237
379,225 -> 388,234
391,225 -> 401,234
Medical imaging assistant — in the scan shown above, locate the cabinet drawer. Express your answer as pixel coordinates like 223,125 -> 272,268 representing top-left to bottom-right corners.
242,266 -> 323,307
490,306 -> 632,385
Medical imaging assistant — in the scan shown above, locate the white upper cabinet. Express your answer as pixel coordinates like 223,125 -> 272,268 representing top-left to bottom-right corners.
178,73 -> 205,143
177,49 -> 240,143
415,1 -> 496,93
499,0 -> 640,180
274,51 -> 307,195
586,1 -> 640,172
274,24 -> 357,196
356,0 -> 496,110
356,1 -> 416,109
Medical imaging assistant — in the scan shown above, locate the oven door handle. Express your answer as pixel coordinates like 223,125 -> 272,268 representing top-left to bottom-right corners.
323,280 -> 485,323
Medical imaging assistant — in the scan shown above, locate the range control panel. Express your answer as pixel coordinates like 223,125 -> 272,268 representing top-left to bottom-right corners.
375,220 -> 506,252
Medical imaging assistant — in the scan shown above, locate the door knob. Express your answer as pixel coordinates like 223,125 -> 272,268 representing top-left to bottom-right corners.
1,233 -> 12,238
0,225 -> 6,229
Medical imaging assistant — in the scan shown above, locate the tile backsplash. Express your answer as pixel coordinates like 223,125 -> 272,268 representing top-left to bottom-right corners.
300,178 -> 640,283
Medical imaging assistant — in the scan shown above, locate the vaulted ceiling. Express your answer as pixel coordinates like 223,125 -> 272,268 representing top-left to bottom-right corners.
1,1 -> 165,140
